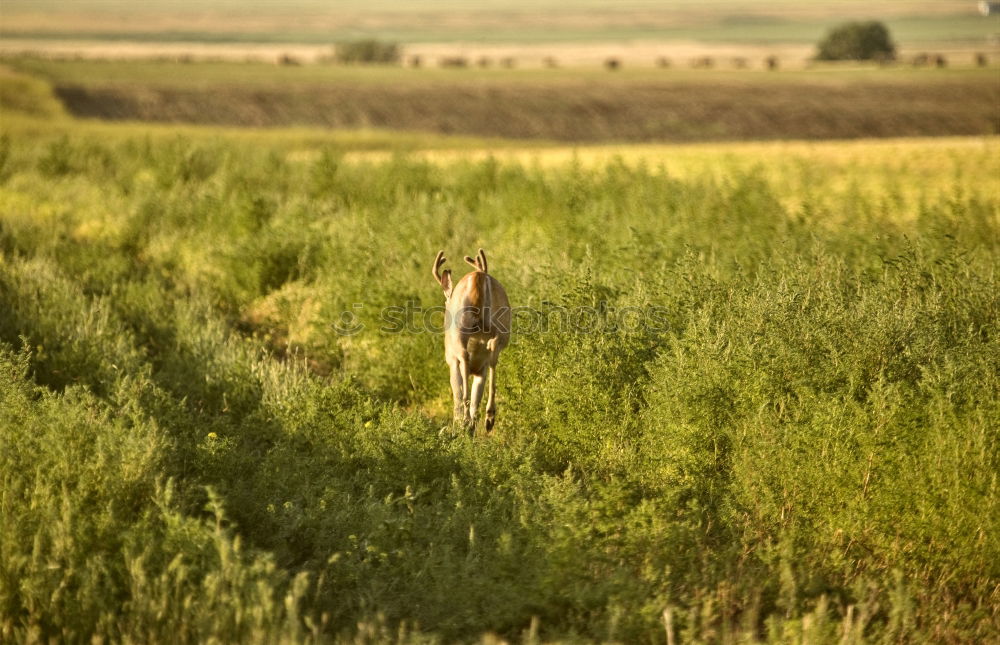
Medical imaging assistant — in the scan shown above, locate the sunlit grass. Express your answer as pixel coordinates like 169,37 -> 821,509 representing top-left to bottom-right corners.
351,136 -> 1000,221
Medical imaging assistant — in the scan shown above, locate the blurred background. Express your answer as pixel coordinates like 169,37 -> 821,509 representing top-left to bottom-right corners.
2,4 -> 999,644
1,0 -> 997,142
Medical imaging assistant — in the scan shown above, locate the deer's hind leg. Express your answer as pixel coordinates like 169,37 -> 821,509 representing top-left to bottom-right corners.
469,372 -> 486,436
485,363 -> 498,433
450,359 -> 469,427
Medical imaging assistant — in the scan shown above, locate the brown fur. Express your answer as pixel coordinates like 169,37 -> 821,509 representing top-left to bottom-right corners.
464,270 -> 485,310
434,249 -> 510,434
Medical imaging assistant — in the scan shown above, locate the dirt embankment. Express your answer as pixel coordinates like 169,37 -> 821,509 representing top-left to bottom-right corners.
54,79 -> 1000,142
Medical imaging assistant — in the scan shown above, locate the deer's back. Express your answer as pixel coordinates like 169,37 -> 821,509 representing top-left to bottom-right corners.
446,271 -> 510,350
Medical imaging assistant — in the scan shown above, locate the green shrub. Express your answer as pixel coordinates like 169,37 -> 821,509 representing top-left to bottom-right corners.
0,69 -> 67,118
816,21 -> 896,61
0,129 -> 997,643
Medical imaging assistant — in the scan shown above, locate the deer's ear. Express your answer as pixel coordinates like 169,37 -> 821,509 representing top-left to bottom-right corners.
440,269 -> 453,299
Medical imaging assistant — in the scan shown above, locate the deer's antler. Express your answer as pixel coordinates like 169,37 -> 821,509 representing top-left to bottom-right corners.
433,250 -> 448,285
463,248 -> 489,273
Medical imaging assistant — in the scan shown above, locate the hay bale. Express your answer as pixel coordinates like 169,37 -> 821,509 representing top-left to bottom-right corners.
439,56 -> 468,68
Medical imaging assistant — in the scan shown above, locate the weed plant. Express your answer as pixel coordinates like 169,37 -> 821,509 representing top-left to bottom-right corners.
0,129 -> 997,643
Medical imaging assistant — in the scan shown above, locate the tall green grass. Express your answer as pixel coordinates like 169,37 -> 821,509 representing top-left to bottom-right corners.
1,129 -> 997,642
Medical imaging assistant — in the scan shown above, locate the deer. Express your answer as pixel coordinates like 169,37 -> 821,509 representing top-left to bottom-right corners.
432,248 -> 511,435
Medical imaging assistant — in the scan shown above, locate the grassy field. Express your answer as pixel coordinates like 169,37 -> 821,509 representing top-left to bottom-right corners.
1,16 -> 993,47
2,62 -> 999,643
0,0 -> 992,46
5,58 -> 999,143
12,57 -> 1000,87
1,0 -> 993,86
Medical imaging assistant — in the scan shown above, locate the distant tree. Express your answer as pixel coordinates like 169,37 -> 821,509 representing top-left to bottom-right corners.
815,21 -> 895,61
334,39 -> 400,64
